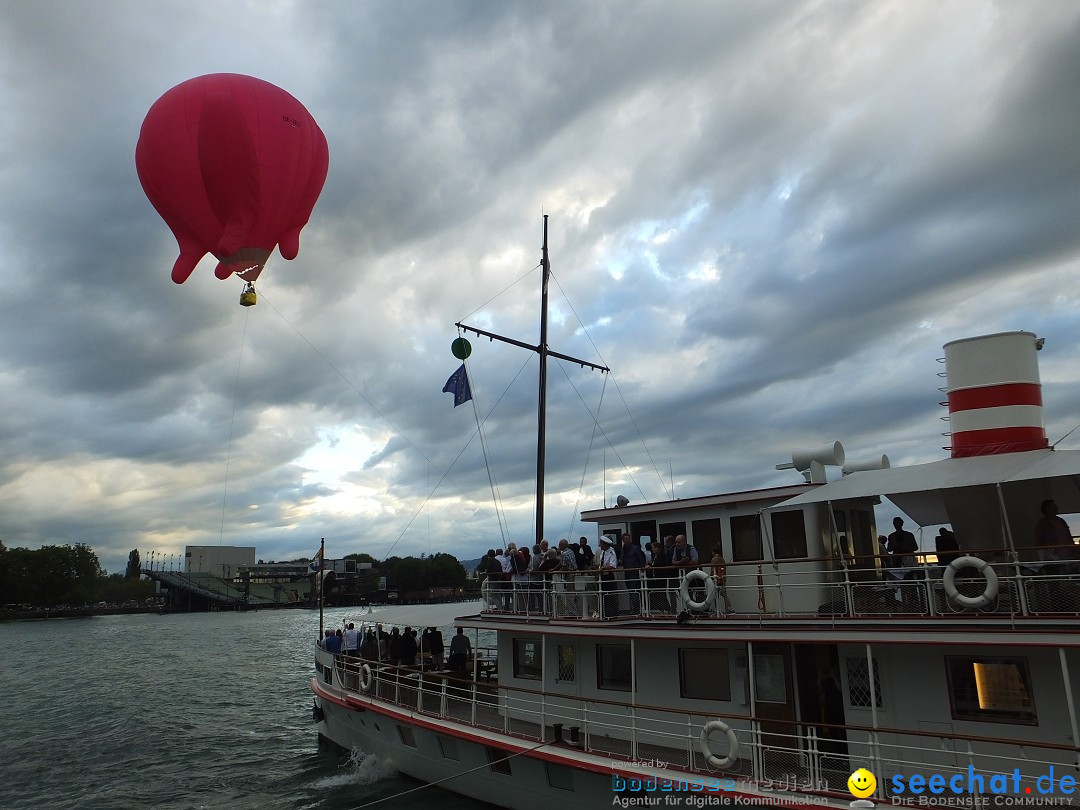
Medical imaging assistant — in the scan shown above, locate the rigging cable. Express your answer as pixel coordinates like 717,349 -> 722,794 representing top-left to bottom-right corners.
564,368 -> 609,541
548,270 -> 672,500
219,303 -> 251,544
355,738 -> 554,808
465,349 -> 509,548
378,353 -> 534,561
552,352 -> 649,505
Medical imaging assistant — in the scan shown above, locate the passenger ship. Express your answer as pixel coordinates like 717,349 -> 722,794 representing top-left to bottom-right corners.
310,260 -> 1080,809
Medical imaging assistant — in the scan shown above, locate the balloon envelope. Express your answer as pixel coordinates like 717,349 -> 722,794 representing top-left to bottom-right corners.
136,73 -> 329,285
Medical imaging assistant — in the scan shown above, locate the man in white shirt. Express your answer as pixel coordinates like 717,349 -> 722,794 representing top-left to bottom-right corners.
597,536 -> 618,618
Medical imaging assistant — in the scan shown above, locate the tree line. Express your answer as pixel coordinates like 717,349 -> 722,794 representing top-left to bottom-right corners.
342,551 -> 468,592
0,541 -> 152,608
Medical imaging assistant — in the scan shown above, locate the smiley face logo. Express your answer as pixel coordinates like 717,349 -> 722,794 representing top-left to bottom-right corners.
848,768 -> 877,798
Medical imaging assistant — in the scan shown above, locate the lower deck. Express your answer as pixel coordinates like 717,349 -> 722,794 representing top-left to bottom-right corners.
315,624 -> 1080,804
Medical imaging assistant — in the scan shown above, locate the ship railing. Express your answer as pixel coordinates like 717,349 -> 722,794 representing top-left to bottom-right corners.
479,554 -> 1080,620
317,650 -> 1079,800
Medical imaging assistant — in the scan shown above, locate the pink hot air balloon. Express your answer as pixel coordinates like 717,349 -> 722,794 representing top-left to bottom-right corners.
135,73 -> 329,295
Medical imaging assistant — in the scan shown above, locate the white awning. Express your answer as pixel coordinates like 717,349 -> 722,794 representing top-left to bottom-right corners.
773,448 -> 1080,549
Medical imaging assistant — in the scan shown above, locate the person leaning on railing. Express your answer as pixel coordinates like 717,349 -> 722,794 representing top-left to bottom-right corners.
709,546 -> 733,614
1036,499 -> 1080,573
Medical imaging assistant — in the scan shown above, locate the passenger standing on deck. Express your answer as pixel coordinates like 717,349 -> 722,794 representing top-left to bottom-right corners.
935,528 -> 961,567
579,537 -> 595,569
510,545 -> 531,612
399,626 -> 417,666
597,537 -> 618,617
620,533 -> 647,616
646,540 -> 670,613
538,549 -> 560,612
388,627 -> 401,665
1036,499 -> 1080,570
528,544 -> 544,612
430,628 -> 445,670
484,549 -> 502,610
887,517 -> 919,569
343,622 -> 360,658
709,546 -> 733,614
448,627 -> 471,672
498,546 -> 514,610
557,539 -> 579,615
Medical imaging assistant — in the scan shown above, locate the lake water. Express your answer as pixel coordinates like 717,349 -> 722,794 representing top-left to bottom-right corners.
0,604 -> 493,810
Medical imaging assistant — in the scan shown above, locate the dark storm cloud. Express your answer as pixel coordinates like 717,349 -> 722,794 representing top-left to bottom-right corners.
1,1 -> 1079,572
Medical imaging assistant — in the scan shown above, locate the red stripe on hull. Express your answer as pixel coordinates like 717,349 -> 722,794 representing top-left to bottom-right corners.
948,383 -> 1042,412
951,426 -> 1049,458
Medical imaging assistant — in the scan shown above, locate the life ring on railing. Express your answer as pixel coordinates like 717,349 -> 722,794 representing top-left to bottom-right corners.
360,663 -> 373,691
681,569 -> 717,611
942,555 -> 998,610
699,720 -> 739,769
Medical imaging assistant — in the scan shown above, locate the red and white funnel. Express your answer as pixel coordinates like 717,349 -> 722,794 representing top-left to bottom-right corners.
943,331 -> 1049,458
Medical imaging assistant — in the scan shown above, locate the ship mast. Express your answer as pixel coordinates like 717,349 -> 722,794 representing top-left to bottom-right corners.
456,215 -> 608,545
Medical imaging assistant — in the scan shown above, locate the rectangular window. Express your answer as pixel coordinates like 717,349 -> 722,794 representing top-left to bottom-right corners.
679,648 -> 731,701
946,657 -> 1037,724
659,521 -> 687,544
731,515 -> 762,562
846,657 -> 883,708
753,654 -> 787,703
632,520 -> 659,547
513,638 -> 542,680
486,746 -> 513,774
692,518 -> 723,560
546,762 -> 575,791
597,644 -> 633,691
438,735 -> 460,760
557,643 -> 576,683
770,511 -> 808,560
397,725 -> 417,747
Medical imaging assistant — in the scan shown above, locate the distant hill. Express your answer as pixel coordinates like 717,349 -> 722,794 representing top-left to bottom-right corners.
460,557 -> 485,573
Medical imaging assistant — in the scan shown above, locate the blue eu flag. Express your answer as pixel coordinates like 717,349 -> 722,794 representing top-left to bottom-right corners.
442,363 -> 472,407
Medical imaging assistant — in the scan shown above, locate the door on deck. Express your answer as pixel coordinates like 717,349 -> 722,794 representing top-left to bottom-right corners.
753,643 -> 797,754
794,644 -> 848,772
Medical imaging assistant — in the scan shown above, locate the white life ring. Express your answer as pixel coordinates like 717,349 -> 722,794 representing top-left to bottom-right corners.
699,720 -> 739,769
360,663 -> 374,691
681,569 -> 717,611
942,555 -> 998,609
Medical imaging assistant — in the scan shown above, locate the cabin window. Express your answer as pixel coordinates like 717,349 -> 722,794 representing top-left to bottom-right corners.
659,521 -> 687,545
692,518 -> 723,559
546,762 -> 575,791
438,735 -> 460,760
597,644 -> 633,691
513,638 -> 542,680
846,657 -> 883,708
557,643 -> 576,683
486,746 -> 513,774
397,725 -> 417,747
679,648 -> 731,701
945,657 -> 1037,725
770,511 -> 808,559
731,515 -> 762,562
632,520 -> 659,547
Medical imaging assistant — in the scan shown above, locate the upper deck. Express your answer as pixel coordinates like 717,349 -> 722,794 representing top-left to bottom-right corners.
479,552 -> 1080,636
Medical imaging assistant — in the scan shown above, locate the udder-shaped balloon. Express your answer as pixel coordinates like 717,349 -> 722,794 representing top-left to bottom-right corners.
136,73 -> 329,285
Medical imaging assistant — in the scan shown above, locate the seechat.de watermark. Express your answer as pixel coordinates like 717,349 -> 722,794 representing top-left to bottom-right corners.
849,766 -> 1077,807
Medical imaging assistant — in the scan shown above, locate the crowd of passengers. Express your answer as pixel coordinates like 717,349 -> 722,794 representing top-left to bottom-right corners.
481,532 -> 733,615
319,623 -> 474,671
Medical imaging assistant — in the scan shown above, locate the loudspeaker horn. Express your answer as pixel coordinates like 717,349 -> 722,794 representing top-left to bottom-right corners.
842,454 -> 891,475
790,442 -> 845,471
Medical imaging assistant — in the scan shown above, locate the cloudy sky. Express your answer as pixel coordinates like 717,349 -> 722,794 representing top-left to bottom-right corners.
2,1 -> 1079,574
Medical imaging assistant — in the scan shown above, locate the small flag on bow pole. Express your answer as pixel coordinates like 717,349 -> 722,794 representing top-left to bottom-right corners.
442,363 -> 472,407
